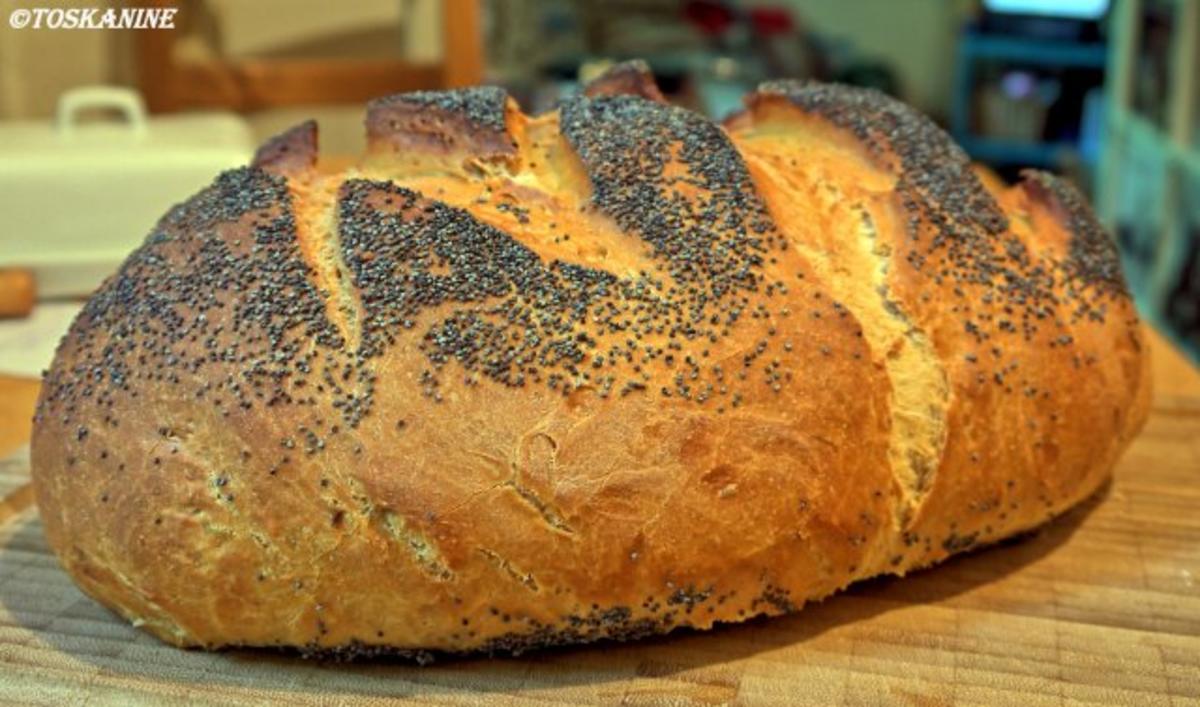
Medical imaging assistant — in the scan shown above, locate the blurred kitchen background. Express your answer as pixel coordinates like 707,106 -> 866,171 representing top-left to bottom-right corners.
0,0 -> 1197,371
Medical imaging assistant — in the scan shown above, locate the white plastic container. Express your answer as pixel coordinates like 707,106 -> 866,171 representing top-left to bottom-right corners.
0,86 -> 255,297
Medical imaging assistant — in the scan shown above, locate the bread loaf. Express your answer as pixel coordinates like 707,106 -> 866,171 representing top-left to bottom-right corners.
31,62 -> 1151,659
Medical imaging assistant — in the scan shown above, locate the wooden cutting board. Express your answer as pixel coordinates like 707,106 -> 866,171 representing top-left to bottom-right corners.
1,332 -> 1198,706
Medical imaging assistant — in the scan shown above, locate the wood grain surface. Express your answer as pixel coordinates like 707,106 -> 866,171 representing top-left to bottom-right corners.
0,329 -> 1197,706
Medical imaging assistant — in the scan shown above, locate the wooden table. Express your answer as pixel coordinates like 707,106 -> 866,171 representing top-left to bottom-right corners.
0,329 -> 1197,705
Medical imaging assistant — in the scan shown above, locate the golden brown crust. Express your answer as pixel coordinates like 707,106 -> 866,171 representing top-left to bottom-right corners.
364,86 -> 517,162
252,119 -> 318,176
583,60 -> 666,103
728,79 -> 1149,567
30,71 -> 1150,658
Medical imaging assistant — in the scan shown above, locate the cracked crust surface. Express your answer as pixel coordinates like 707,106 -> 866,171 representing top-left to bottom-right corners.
31,65 -> 1150,656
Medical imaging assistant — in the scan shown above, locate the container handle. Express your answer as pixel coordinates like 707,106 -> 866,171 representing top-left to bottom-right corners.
55,86 -> 148,136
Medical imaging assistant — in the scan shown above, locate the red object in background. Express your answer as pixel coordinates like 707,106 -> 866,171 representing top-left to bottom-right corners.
749,6 -> 794,36
684,0 -> 735,37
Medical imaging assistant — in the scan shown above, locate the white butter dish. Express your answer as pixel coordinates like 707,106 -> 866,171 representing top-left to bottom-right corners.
0,86 -> 254,297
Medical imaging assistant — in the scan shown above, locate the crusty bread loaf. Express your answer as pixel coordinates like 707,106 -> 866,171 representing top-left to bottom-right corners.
31,62 -> 1151,659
